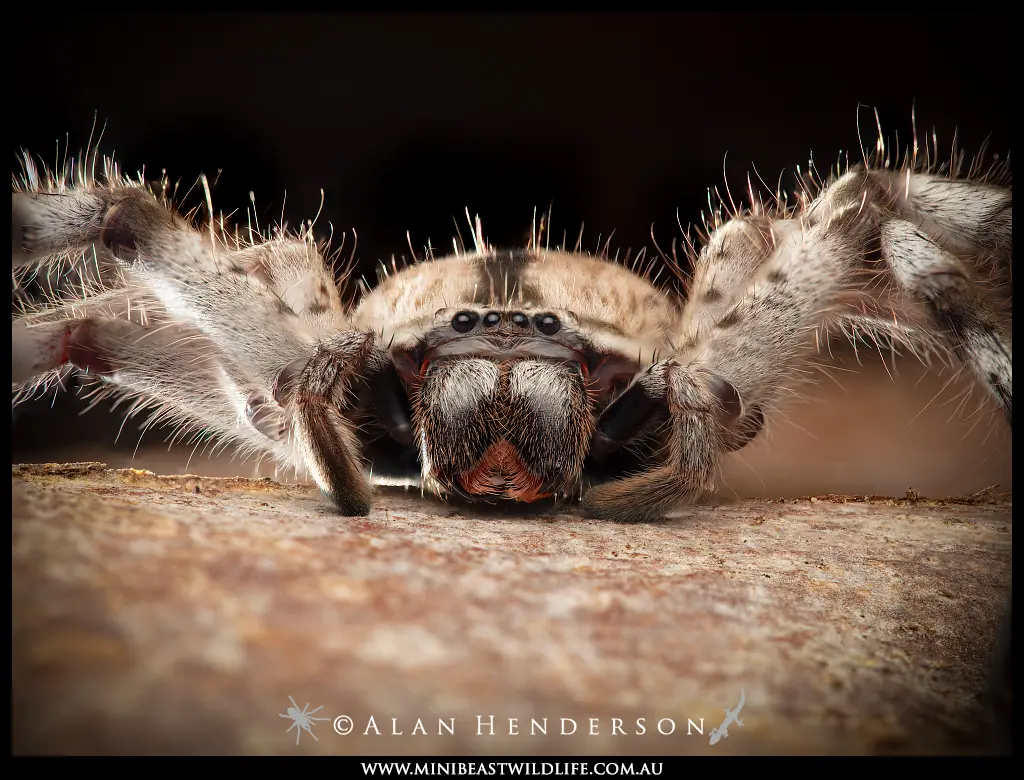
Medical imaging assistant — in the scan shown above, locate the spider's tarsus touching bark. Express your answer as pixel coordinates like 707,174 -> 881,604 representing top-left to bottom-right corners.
291,334 -> 388,517
11,116 -> 1011,521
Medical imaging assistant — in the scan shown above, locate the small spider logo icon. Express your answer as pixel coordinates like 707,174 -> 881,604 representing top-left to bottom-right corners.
280,695 -> 329,745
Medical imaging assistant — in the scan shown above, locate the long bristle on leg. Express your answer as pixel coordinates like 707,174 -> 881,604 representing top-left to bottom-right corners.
12,180 -> 384,515
584,157 -> 1010,521
12,289 -> 298,465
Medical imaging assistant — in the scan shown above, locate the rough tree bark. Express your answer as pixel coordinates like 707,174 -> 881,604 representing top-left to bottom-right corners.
12,462 -> 1012,755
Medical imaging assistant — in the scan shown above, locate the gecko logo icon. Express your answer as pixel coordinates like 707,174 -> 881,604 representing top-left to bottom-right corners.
708,688 -> 745,746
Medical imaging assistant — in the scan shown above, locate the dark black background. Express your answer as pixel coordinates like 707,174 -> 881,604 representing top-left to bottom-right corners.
11,12 -> 1011,456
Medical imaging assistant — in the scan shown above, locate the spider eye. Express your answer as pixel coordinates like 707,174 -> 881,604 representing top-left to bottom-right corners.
483,311 -> 501,327
451,310 -> 479,333
510,312 -> 530,328
535,313 -> 561,335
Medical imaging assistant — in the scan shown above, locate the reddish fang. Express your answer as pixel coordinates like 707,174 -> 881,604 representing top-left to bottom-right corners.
459,440 -> 551,502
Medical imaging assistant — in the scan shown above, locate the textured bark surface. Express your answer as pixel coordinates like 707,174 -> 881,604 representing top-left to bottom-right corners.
12,463 -> 1012,756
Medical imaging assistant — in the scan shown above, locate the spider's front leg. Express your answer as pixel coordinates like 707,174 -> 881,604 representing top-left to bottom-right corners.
12,184 -> 405,516
274,331 -> 395,516
584,165 -> 1012,522
583,357 -> 748,522
583,209 -> 839,522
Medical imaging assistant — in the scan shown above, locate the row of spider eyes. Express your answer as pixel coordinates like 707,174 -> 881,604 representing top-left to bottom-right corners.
451,310 -> 562,335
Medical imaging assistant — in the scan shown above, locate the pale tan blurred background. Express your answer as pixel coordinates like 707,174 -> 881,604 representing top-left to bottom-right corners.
717,350 -> 1011,499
